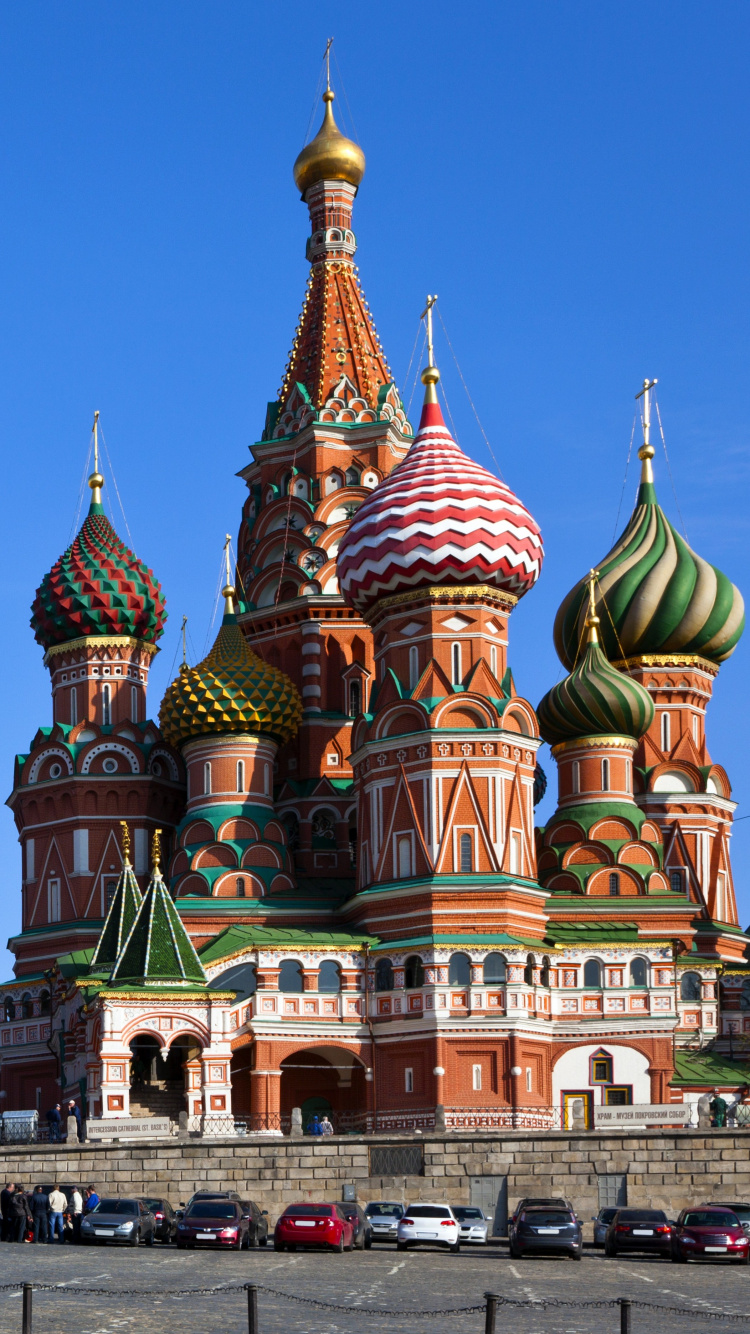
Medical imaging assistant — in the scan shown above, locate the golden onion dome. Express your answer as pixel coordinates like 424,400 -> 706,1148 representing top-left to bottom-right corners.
159,610 -> 302,749
293,90 -> 365,195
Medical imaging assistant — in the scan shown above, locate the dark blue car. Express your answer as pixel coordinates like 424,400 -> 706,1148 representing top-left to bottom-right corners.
509,1206 -> 583,1260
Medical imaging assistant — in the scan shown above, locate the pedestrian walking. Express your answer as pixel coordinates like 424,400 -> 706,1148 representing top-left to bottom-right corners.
319,1114 -> 334,1136
710,1087 -> 728,1128
69,1185 -> 83,1243
66,1100 -> 83,1142
307,1114 -> 322,1136
11,1186 -> 31,1243
47,1103 -> 62,1143
47,1184 -> 66,1244
30,1186 -> 49,1243
0,1184 -> 15,1243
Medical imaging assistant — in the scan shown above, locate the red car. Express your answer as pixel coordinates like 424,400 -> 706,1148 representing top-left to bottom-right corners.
672,1208 -> 750,1264
274,1203 -> 356,1253
176,1199 -> 252,1249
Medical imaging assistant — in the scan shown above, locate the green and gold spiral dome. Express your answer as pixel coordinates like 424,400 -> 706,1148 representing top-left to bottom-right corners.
554,465 -> 745,670
159,598 -> 302,748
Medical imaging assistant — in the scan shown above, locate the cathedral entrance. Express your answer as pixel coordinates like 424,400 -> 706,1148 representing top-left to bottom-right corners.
280,1047 -> 367,1132
129,1033 -> 201,1121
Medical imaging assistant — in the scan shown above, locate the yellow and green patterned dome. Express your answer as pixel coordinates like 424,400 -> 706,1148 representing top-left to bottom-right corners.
159,610 -> 301,748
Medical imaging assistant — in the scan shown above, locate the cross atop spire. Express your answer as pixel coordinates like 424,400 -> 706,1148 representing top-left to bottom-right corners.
88,410 -> 104,510
222,533 -> 236,616
636,377 -> 658,482
585,568 -> 600,644
420,294 -> 440,405
324,36 -> 333,93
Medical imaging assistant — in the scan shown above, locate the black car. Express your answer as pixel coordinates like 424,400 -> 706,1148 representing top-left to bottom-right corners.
605,1209 -> 672,1258
339,1202 -> 373,1250
245,1200 -> 270,1247
177,1190 -> 248,1220
80,1197 -> 156,1246
143,1197 -> 178,1244
508,1197 -> 575,1242
510,1206 -> 582,1260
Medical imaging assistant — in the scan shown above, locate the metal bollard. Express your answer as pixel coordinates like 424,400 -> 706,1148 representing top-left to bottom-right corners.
21,1284 -> 32,1334
246,1283 -> 258,1334
619,1297 -> 632,1334
484,1291 -> 499,1334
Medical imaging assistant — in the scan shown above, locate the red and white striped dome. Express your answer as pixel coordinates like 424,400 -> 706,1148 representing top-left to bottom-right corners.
337,399 -> 544,615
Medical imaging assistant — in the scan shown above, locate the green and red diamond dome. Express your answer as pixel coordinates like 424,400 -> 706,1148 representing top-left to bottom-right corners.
31,502 -> 166,650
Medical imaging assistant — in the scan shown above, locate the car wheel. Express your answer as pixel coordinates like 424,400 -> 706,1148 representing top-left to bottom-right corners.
145,1231 -> 154,1247
273,1241 -> 284,1252
571,1249 -> 582,1261
397,1241 -> 408,1252
129,1230 -> 140,1247
334,1234 -> 344,1253
450,1240 -> 460,1254
287,1244 -> 296,1252
176,1241 -> 186,1250
737,1250 -> 750,1266
364,1235 -> 372,1250
161,1233 -> 170,1244
605,1243 -> 616,1258
251,1232 -> 259,1248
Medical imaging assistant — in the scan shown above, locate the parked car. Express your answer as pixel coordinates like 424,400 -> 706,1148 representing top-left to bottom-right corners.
453,1206 -> 489,1245
591,1207 -> 618,1246
339,1202 -> 373,1249
176,1198 -> 254,1249
671,1208 -> 750,1264
81,1198 -> 156,1247
510,1205 -> 582,1260
143,1197 -> 178,1244
508,1197 -> 574,1242
397,1204 -> 460,1253
707,1202 -> 750,1238
364,1201 -> 404,1241
176,1190 -> 249,1222
605,1209 -> 672,1258
274,1203 -> 355,1252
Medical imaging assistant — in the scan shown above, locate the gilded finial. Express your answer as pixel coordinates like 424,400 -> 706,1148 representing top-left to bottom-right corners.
88,410 -> 104,507
293,42 -> 365,195
324,36 -> 333,95
586,568 -> 600,644
119,820 -> 131,866
222,534 -> 236,615
181,614 -> 188,666
420,295 -> 440,403
151,828 -> 162,877
635,378 -> 658,483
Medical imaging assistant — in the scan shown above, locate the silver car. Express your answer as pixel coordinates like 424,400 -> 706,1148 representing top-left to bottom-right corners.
591,1207 -> 618,1246
364,1201 -> 404,1241
453,1206 -> 489,1244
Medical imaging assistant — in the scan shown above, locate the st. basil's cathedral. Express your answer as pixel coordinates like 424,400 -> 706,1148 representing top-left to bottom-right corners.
2,78 -> 747,1134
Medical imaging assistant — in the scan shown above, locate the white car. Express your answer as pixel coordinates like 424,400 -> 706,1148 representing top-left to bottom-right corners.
453,1206 -> 489,1244
397,1204 -> 460,1252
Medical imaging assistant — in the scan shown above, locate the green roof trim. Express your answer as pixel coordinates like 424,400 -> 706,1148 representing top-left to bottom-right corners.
545,921 -> 641,943
198,923 -> 378,966
672,1049 -> 750,1087
111,872 -> 207,986
374,932 -> 542,952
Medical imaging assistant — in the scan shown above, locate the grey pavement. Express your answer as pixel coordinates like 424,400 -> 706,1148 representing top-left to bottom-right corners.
0,1240 -> 747,1334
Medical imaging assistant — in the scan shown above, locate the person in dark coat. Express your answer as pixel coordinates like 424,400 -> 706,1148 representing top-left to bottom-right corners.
0,1184 -> 15,1242
47,1104 -> 62,1143
30,1187 -> 49,1244
66,1100 -> 83,1142
11,1187 -> 31,1243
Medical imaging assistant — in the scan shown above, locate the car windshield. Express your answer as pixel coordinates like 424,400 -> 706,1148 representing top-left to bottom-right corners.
599,1209 -> 618,1223
617,1210 -> 666,1222
93,1200 -> 137,1215
144,1200 -> 163,1211
683,1211 -> 739,1227
454,1208 -> 483,1221
523,1211 -> 574,1226
366,1204 -> 402,1217
713,1205 -> 750,1222
186,1203 -> 238,1220
284,1205 -> 333,1217
405,1206 -> 451,1219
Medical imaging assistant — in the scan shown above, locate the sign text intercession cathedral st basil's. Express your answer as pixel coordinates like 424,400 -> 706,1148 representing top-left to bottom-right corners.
3,78 -> 747,1134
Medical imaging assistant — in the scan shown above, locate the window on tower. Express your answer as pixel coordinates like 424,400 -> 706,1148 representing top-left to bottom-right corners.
571,760 -> 580,794
203,762 -> 211,795
237,760 -> 245,793
236,877 -> 246,898
397,835 -> 412,878
451,642 -> 462,686
70,687 -> 77,726
490,644 -> 497,678
408,645 -> 419,691
601,758 -> 610,792
669,869 -> 684,894
348,680 -> 361,717
459,832 -> 473,873
661,712 -> 671,752
131,686 -> 138,723
102,683 -> 111,726
609,872 -> 620,896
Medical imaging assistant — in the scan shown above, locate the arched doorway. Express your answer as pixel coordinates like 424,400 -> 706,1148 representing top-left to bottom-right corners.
129,1032 -> 202,1120
279,1047 -> 367,1132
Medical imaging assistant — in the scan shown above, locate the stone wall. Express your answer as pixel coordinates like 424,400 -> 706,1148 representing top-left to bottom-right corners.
0,1129 -> 747,1225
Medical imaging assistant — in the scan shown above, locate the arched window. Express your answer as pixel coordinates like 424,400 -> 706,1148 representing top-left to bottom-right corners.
630,958 -> 647,988
409,645 -> 419,691
483,953 -> 506,984
209,962 -> 257,1000
680,971 -> 701,1002
451,642 -> 462,686
102,683 -> 111,726
661,712 -> 671,752
669,869 -> 684,894
584,959 -> 602,987
571,760 -> 580,795
541,956 -> 551,987
131,686 -> 138,723
397,836 -> 412,878
601,758 -> 610,792
236,760 -> 245,793
375,958 -> 394,992
448,952 -> 471,986
318,961 -> 341,993
509,832 -> 521,875
278,959 -> 303,993
459,832 -> 472,873
3,997 -> 14,1023
39,990 -> 51,1015
348,680 -> 361,717
625,759 -> 631,793
236,877 -> 246,898
524,953 -> 535,985
609,872 -> 620,896
345,466 -> 360,486
404,955 -> 424,989
70,687 -> 77,726
490,645 -> 497,678
203,762 -> 211,795
21,993 -> 33,1019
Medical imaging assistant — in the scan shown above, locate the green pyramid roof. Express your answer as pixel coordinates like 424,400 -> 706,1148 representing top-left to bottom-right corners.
111,870 -> 207,986
90,862 -> 142,971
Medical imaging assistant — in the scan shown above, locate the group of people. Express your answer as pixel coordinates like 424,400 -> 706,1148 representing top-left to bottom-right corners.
307,1114 -> 334,1136
0,1183 -> 99,1243
46,1101 -> 83,1143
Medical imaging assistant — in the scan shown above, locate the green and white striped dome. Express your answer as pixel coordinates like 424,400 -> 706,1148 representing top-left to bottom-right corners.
537,632 -> 654,747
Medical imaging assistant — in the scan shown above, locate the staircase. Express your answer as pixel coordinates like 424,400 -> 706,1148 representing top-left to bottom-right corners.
128,1081 -> 185,1121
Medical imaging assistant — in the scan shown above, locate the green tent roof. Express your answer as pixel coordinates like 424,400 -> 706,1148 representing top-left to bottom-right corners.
90,862 -> 142,971
672,1049 -> 750,1087
111,871 -> 207,986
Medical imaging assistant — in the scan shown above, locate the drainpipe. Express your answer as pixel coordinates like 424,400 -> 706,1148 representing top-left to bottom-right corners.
509,1030 -> 521,1130
363,942 -> 377,1131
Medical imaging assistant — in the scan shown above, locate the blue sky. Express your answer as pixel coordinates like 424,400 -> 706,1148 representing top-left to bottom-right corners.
0,2 -> 748,975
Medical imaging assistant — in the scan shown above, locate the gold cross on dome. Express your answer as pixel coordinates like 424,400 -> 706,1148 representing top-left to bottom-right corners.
324,37 -> 333,93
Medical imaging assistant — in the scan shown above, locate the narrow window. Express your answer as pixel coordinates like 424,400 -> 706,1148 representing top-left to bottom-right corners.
397,835 -> 412,878
692,715 -> 699,745
348,680 -> 361,717
131,686 -> 138,723
608,872 -> 620,897
483,953 -> 506,984
472,1064 -> 482,1091
404,1067 -> 414,1093
571,760 -> 580,795
236,877 -> 246,898
490,645 -> 497,678
459,832 -> 473,872
661,712 -> 671,752
584,958 -> 602,987
509,832 -> 521,875
625,759 -> 631,793
237,760 -> 245,793
104,878 -> 117,912
70,687 -> 78,726
716,872 -> 727,922
203,762 -> 211,795
630,958 -> 647,988
264,764 -> 271,795
375,958 -> 394,991
404,955 -> 424,989
101,683 -> 111,726
25,840 -> 35,882
524,953 -> 534,985
525,1067 -> 532,1093
669,869 -> 683,894
409,645 -> 419,691
601,758 -> 610,792
48,879 -> 61,923
451,642 -> 462,686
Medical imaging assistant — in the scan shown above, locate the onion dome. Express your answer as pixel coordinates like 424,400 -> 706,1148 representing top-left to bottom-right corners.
337,364 -> 544,616
159,584 -> 301,748
293,89 -> 365,195
31,466 -> 166,650
538,583 -> 654,746
554,407 -> 744,669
